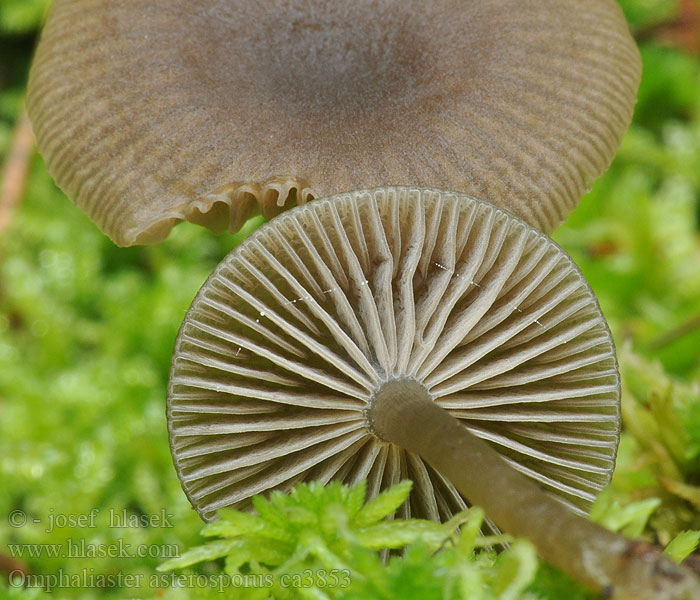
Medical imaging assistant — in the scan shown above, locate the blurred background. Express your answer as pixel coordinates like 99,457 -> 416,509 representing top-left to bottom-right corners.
1,1 -> 699,598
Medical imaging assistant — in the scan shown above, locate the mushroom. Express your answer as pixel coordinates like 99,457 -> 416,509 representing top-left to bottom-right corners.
168,187 -> 700,599
27,0 -> 640,246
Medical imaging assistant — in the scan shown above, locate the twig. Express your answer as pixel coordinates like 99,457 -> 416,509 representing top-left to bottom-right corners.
0,109 -> 35,235
0,550 -> 29,576
649,312 -> 700,350
684,554 -> 700,577
635,0 -> 700,55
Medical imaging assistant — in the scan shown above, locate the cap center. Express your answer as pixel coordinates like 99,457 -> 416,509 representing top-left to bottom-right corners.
246,2 -> 431,117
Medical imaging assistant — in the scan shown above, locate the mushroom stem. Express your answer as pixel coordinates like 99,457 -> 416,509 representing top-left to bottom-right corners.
368,379 -> 700,600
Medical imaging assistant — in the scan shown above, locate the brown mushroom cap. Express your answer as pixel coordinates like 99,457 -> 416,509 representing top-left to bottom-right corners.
28,0 -> 640,246
167,187 -> 620,523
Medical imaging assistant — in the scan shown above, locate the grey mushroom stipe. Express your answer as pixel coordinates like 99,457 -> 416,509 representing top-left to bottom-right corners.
28,0 -> 640,246
168,187 -> 620,523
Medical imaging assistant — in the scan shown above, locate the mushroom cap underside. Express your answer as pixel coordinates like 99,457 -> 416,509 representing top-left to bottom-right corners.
28,0 -> 640,246
168,187 -> 620,525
